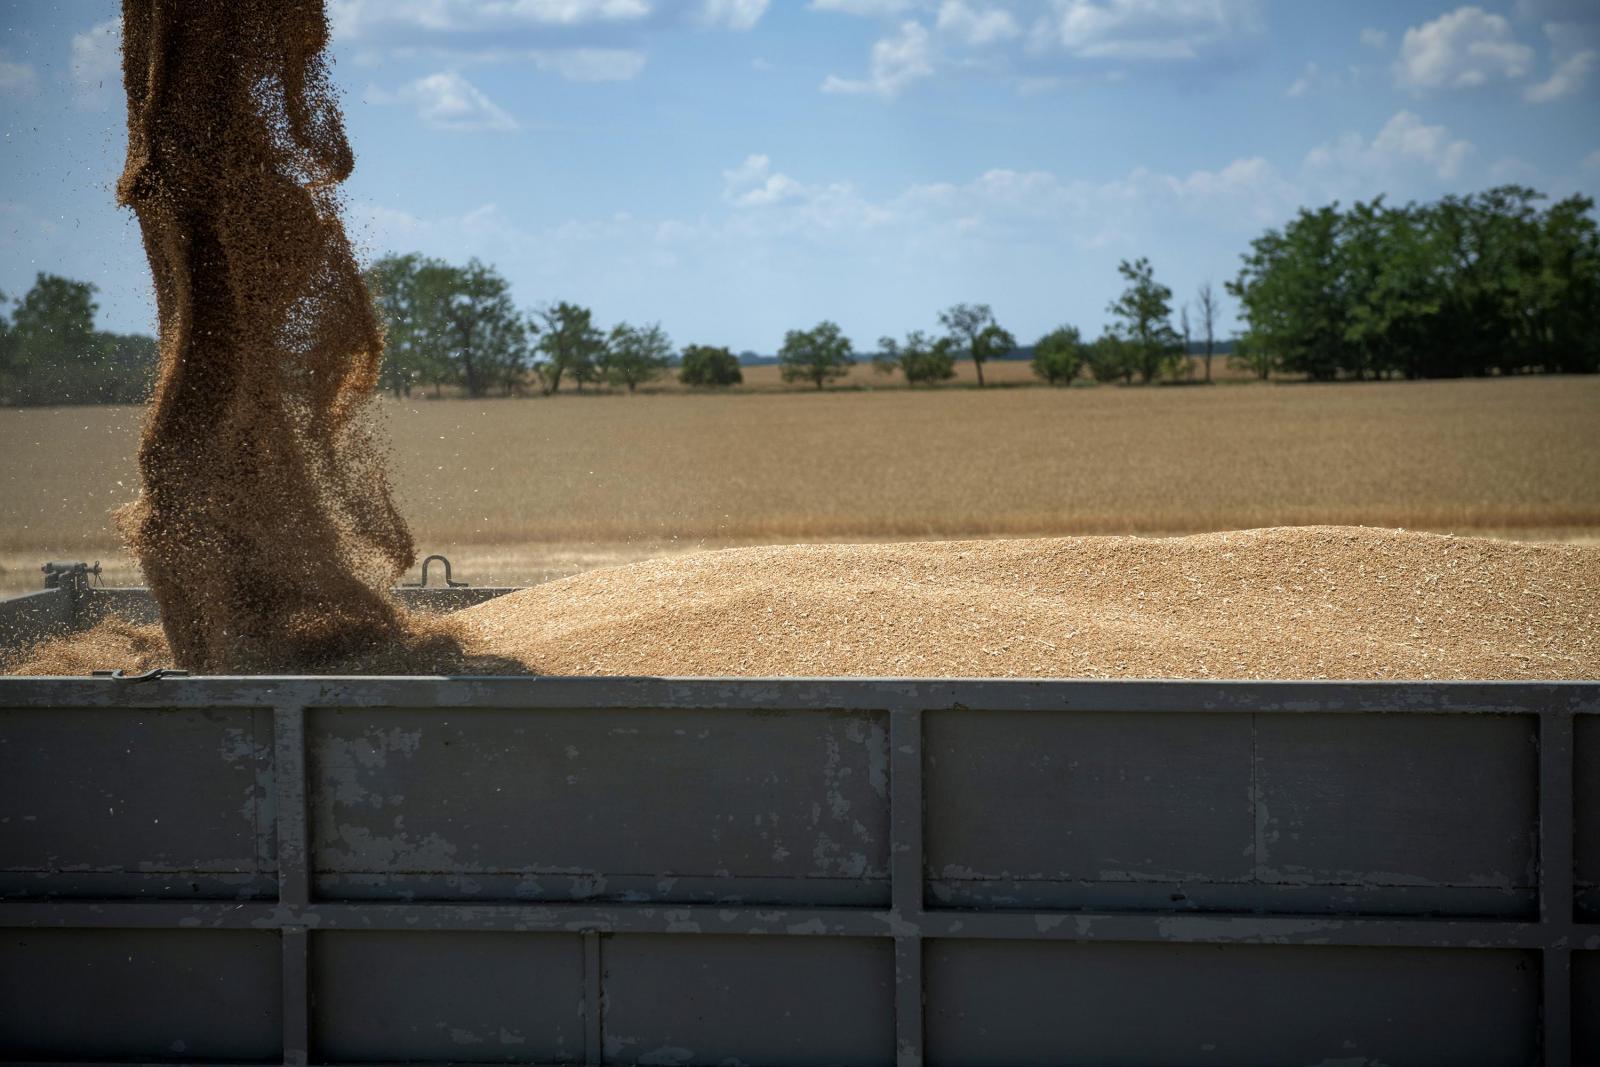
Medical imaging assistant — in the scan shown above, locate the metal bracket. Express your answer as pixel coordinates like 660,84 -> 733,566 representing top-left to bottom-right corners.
90,668 -> 190,683
405,554 -> 468,588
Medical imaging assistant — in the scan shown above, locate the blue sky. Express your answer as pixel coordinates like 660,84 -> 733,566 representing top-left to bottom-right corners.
3,0 -> 1598,351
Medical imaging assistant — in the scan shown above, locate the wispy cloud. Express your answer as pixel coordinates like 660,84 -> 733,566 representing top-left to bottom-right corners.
330,0 -> 652,39
821,20 -> 935,97
374,72 -> 521,131
70,18 -> 121,109
1395,7 -> 1533,91
1028,0 -> 1263,62
699,0 -> 769,30
1305,110 -> 1473,183
936,1 -> 1019,47
0,55 -> 38,95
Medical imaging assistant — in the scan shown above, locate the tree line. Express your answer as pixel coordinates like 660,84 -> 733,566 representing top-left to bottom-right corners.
2,185 -> 1595,406
0,275 -> 156,405
1229,185 -> 1600,379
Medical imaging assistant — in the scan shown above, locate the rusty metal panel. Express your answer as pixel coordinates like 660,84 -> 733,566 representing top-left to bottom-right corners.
309,930 -> 585,1063
0,706 -> 275,899
1576,716 -> 1599,920
1255,713 -> 1539,913
309,707 -> 890,906
0,928 -> 281,1061
924,940 -> 1540,1066
924,710 -> 1254,909
602,934 -> 894,1066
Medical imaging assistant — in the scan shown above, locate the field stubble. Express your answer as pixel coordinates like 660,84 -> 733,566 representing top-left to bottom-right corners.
1,376 -> 1597,597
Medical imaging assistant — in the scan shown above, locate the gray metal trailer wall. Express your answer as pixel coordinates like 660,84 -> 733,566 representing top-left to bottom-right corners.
0,676 -> 1596,1066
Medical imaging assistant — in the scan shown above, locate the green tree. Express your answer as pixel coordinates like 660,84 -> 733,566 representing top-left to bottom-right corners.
604,322 -> 673,392
1031,325 -> 1087,385
0,274 -> 158,405
678,344 -> 743,387
365,255 -> 531,397
1228,207 -> 1346,381
1108,258 -> 1185,383
938,303 -> 1014,387
366,253 -> 445,397
535,302 -> 605,396
779,320 -> 855,390
441,260 -> 530,397
1086,333 -> 1133,384
1531,194 -> 1600,374
874,330 -> 956,386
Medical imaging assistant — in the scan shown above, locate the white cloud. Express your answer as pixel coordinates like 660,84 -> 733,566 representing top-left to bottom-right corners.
70,18 -> 121,107
1582,149 -> 1600,175
0,56 -> 38,95
331,0 -> 652,39
722,153 -> 804,206
1029,0 -> 1262,61
1306,110 -> 1473,183
530,48 -> 647,80
821,20 -> 935,97
1395,7 -> 1533,90
936,1 -> 1019,46
1286,61 -> 1316,98
808,0 -> 916,14
1360,27 -> 1388,50
1524,47 -> 1595,101
718,154 -> 892,233
699,0 -> 768,29
381,72 -> 520,130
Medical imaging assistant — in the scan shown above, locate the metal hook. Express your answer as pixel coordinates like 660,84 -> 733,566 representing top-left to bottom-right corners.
406,554 -> 468,588
91,668 -> 188,683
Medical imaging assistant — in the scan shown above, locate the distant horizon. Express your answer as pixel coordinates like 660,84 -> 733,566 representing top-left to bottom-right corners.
3,0 -> 1597,350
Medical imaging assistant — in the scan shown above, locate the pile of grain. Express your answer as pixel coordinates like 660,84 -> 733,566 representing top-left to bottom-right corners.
10,527 -> 1596,679
456,526 -> 1597,679
114,0 -> 419,672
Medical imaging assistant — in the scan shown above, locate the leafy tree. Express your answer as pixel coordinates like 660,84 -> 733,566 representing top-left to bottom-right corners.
938,303 -> 1015,387
366,253 -> 445,397
0,273 -> 157,406
1531,194 -> 1600,374
1108,258 -> 1185,383
678,344 -> 743,387
1228,206 -> 1345,381
1086,333 -> 1133,384
1031,325 -> 1087,385
1195,281 -> 1220,383
604,322 -> 673,392
1228,187 -> 1600,381
535,302 -> 605,395
9,273 -> 97,377
366,255 -> 531,397
874,330 -> 956,386
779,320 -> 855,390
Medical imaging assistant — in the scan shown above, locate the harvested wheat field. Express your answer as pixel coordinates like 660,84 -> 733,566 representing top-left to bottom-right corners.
11,526 -> 1597,679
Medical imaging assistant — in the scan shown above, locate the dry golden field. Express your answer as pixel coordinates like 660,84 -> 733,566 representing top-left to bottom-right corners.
1,375 -> 1597,596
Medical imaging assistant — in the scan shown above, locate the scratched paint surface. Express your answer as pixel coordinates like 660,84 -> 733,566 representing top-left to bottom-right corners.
925,709 -> 1540,917
0,707 -> 273,896
308,707 -> 891,905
